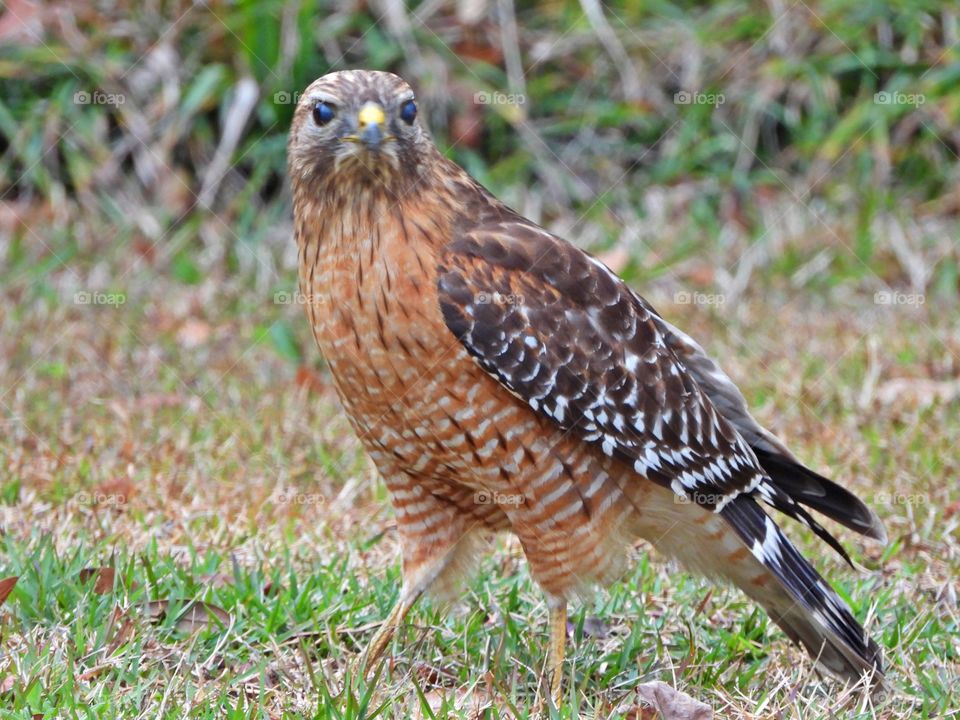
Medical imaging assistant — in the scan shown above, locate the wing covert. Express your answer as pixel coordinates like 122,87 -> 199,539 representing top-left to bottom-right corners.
437,221 -> 769,513
437,219 -> 858,564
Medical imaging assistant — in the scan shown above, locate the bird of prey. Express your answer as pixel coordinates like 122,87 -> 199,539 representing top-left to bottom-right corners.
286,69 -> 886,704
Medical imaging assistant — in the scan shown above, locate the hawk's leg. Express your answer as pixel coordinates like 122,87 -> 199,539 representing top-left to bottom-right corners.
357,486 -> 485,676
358,582 -> 422,673
547,598 -> 567,706
357,545 -> 457,674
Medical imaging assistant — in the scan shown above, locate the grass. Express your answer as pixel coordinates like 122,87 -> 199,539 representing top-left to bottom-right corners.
1,0 -> 959,717
1,236 -> 956,717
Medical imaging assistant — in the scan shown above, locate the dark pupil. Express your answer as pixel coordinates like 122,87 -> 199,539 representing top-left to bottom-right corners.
401,100 -> 417,124
313,101 -> 335,126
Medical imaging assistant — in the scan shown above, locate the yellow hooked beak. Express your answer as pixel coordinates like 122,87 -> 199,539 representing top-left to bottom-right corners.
354,102 -> 389,149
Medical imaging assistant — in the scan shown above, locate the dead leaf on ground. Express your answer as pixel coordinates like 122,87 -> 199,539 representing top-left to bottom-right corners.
140,599 -> 231,634
634,680 -> 713,720
174,601 -> 230,633
140,599 -> 169,620
0,576 -> 18,606
79,567 -> 115,594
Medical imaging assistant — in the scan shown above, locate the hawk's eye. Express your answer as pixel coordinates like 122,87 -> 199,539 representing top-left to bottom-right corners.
312,101 -> 336,126
400,99 -> 417,125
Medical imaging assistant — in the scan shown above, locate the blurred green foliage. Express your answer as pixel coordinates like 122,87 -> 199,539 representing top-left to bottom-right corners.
0,0 -> 957,290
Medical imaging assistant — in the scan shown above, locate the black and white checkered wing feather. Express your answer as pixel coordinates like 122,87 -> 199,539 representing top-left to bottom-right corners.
437,220 -> 882,682
437,222 -> 768,513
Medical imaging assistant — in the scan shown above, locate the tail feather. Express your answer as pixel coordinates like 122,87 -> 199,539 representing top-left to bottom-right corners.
720,496 -> 884,685
752,446 -> 887,543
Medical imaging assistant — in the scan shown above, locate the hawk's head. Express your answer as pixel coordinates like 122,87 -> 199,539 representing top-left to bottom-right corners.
288,70 -> 433,192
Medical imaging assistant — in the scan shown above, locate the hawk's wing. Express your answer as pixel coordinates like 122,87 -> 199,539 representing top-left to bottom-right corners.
436,218 -> 884,681
436,219 -> 840,551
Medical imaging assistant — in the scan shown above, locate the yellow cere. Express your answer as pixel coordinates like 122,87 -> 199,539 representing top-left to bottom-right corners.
357,103 -> 386,128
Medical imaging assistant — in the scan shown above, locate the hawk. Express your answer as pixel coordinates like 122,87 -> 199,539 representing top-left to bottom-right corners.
287,70 -> 886,702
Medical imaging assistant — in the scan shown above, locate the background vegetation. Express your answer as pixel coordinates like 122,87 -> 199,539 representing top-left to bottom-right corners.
0,0 -> 957,718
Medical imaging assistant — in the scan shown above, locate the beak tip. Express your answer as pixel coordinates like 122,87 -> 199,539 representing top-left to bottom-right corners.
360,124 -> 384,150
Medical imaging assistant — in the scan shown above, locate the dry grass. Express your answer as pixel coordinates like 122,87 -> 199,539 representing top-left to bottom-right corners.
0,204 -> 957,717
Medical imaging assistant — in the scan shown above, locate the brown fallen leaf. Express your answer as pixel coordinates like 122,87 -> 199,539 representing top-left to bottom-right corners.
635,681 -> 712,720
174,601 -> 230,634
79,567 -> 116,594
141,599 -> 169,620
140,599 -> 231,634
0,576 -> 18,606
